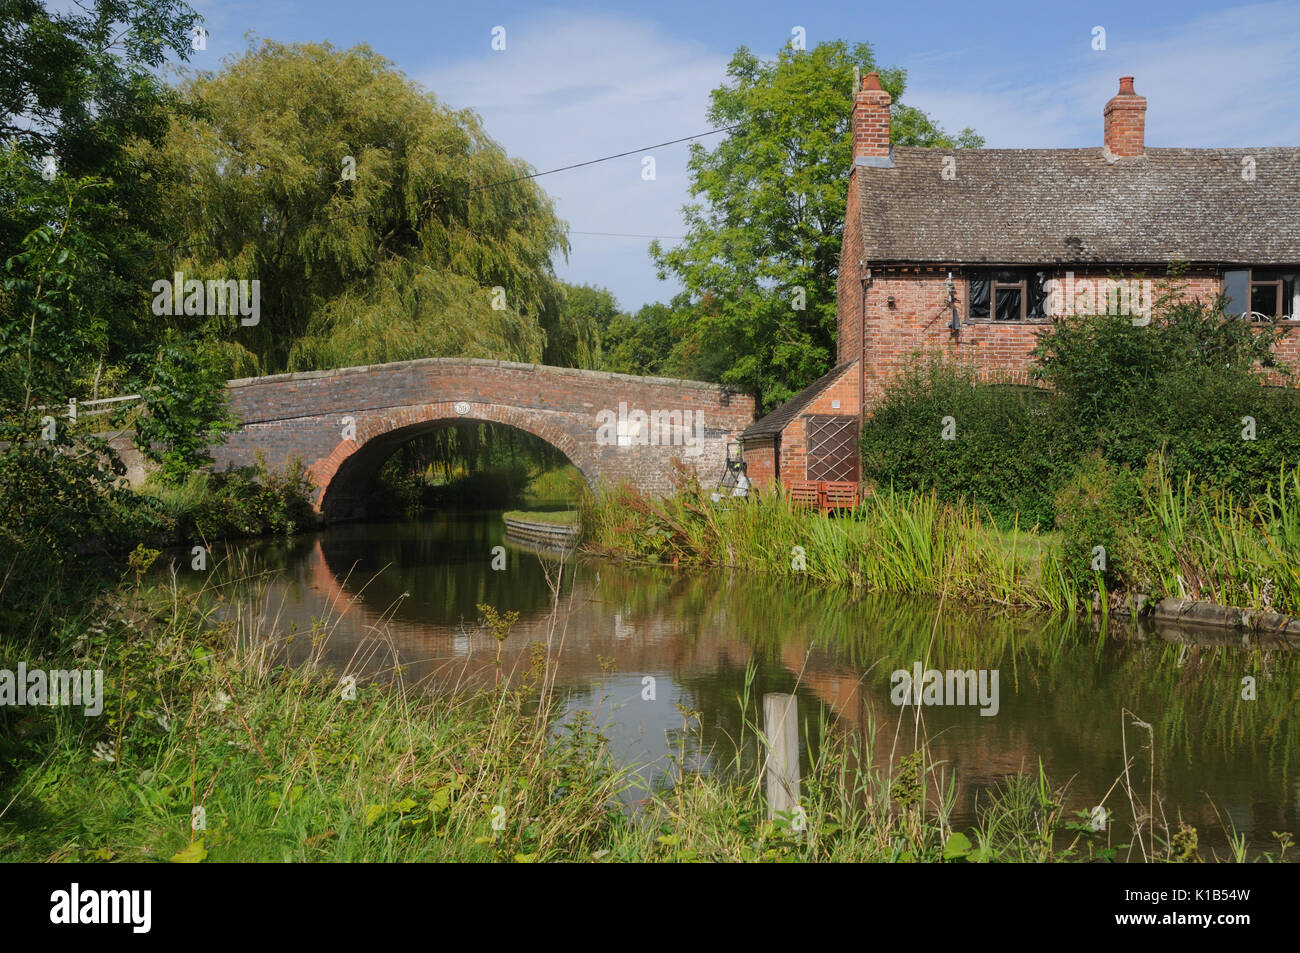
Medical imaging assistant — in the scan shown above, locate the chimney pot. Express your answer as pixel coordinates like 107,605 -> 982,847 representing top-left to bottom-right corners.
1104,76 -> 1146,158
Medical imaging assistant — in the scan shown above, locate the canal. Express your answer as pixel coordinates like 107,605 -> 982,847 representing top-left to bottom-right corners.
198,510 -> 1299,857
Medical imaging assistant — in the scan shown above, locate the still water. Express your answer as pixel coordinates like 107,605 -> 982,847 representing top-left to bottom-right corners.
202,511 -> 1298,856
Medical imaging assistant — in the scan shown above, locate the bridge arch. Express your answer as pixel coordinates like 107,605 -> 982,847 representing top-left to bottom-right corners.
313,400 -> 597,521
210,358 -> 758,518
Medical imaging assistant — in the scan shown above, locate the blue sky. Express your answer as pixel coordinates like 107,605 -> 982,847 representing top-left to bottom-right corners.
171,0 -> 1300,310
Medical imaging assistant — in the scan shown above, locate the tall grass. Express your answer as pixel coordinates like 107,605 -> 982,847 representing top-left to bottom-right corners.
581,473 -> 1075,611
2,553 -> 1289,861
1135,459 -> 1300,614
0,554 -> 635,862
583,462 -> 1300,618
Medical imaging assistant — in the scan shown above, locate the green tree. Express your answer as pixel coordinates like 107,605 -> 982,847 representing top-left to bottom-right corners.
147,40 -> 572,375
1,0 -> 200,399
547,282 -> 620,369
651,40 -> 982,412
0,3 -> 237,613
601,301 -> 677,376
0,161 -> 161,615
1,160 -> 115,414
128,334 -> 236,482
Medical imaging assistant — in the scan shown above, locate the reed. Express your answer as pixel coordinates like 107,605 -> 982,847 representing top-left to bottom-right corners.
581,477 -> 1071,609
583,461 -> 1300,618
1133,460 -> 1300,615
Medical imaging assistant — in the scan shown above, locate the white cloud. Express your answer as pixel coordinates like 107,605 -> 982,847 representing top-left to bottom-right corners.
417,5 -> 1300,309
904,2 -> 1300,148
418,13 -> 729,311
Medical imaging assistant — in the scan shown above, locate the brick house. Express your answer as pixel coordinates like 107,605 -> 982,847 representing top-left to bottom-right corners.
741,74 -> 1300,489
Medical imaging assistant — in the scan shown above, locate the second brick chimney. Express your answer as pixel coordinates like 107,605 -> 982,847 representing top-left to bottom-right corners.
1103,76 -> 1147,159
853,71 -> 892,165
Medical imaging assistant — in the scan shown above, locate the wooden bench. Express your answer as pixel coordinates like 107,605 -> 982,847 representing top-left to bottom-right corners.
821,481 -> 859,513
784,480 -> 860,514
786,480 -> 822,509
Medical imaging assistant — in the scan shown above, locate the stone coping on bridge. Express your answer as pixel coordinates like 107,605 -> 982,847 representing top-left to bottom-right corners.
226,357 -> 743,396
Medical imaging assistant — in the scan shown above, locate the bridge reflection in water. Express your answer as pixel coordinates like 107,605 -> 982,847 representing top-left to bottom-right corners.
199,512 -> 1299,855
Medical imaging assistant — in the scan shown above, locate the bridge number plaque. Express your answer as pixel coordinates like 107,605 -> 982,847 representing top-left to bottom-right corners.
454,401 -> 470,416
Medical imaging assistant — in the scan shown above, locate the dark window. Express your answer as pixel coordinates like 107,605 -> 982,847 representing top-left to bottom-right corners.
1226,268 -> 1298,319
1026,273 -> 1050,317
969,276 -> 990,318
967,269 -> 1051,321
1252,270 -> 1296,319
995,282 -> 1022,321
1251,280 -> 1282,317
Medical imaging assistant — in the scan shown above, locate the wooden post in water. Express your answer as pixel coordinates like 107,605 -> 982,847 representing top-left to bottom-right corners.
763,692 -> 800,823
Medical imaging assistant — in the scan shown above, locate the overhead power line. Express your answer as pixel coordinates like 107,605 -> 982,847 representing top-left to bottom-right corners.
158,124 -> 737,257
464,125 -> 739,193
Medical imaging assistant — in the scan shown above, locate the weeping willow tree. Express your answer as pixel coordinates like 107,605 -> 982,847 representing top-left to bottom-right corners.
142,40 -> 572,376
373,421 -> 577,512
388,422 -> 569,483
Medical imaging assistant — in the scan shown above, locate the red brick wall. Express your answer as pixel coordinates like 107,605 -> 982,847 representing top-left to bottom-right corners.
741,436 -> 777,488
857,270 -> 1231,411
770,363 -> 859,484
211,358 -> 756,519
837,172 -> 863,367
804,362 -> 860,417
779,426 -> 806,483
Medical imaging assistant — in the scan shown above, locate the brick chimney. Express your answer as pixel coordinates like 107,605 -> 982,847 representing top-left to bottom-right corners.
1103,76 -> 1146,159
853,71 -> 892,164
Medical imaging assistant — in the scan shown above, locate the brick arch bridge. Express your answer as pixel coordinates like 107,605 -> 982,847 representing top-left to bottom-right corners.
210,358 -> 756,521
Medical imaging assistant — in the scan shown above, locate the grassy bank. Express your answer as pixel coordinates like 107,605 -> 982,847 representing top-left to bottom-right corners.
503,509 -> 580,525
136,458 -> 320,543
4,566 -> 1273,862
583,476 -> 1074,610
0,450 -> 318,644
581,464 -> 1300,618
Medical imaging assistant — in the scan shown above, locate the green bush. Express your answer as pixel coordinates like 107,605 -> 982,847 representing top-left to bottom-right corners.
0,431 -> 166,628
1033,296 -> 1300,500
860,359 -> 1070,527
1051,453 -> 1144,594
155,458 -> 318,541
862,297 -> 1300,535
524,465 -> 589,506
373,461 -> 533,515
425,464 -> 532,509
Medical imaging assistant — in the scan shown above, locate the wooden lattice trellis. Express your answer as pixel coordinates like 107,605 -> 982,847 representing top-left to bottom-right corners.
805,414 -> 859,482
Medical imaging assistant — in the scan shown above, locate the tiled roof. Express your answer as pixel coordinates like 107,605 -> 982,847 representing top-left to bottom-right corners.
741,362 -> 854,438
857,146 -> 1300,266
